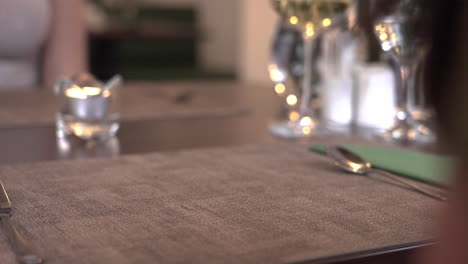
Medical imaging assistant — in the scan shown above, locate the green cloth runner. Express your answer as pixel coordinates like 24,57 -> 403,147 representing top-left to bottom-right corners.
310,144 -> 454,186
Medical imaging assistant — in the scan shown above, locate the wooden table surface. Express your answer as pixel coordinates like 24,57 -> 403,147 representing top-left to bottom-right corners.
0,81 -> 431,264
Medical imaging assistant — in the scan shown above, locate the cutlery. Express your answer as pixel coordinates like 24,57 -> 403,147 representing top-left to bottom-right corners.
0,181 -> 43,264
326,145 -> 447,201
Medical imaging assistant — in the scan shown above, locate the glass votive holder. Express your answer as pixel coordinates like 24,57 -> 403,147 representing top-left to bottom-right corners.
55,73 -> 122,141
57,136 -> 120,160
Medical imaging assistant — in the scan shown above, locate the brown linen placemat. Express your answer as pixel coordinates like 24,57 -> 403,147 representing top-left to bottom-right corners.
0,143 -> 439,264
0,82 -> 248,127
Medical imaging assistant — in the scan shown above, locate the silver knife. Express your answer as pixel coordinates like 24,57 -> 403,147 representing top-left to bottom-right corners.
0,180 -> 43,264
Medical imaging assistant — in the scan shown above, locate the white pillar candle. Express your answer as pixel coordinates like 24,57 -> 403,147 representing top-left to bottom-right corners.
320,29 -> 366,129
354,63 -> 395,129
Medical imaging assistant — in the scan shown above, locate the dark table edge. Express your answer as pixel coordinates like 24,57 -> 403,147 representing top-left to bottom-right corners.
289,240 -> 434,264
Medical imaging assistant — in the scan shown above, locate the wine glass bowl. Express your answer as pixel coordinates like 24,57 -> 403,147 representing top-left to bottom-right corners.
275,0 -> 350,31
374,15 -> 428,67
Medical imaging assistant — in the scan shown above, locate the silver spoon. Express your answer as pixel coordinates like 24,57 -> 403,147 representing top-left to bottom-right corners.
326,145 -> 446,201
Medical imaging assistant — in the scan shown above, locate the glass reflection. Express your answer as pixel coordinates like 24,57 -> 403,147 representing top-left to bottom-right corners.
57,136 -> 120,160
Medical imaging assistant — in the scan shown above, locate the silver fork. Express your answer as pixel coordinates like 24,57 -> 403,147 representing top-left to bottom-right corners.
0,181 -> 43,264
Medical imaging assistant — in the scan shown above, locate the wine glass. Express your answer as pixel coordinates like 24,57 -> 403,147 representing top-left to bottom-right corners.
269,0 -> 352,138
372,1 -> 435,143
268,22 -> 312,138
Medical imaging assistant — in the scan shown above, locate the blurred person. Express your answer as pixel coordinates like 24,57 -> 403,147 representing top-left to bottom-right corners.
418,0 -> 468,263
0,0 -> 87,90
363,0 -> 467,261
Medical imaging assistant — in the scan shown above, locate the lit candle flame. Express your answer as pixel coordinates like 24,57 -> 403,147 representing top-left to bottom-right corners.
65,85 -> 108,99
82,87 -> 102,96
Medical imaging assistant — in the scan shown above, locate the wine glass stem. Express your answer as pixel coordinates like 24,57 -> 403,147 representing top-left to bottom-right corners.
300,35 -> 315,116
397,65 -> 412,122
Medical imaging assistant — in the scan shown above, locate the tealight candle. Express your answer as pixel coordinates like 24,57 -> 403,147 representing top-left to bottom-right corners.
64,84 -> 111,120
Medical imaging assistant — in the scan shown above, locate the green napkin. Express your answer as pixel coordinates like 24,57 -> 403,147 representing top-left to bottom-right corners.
310,144 -> 454,186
